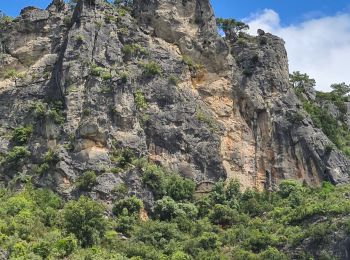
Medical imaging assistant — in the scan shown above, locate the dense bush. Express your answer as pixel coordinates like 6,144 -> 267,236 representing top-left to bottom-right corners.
139,61 -> 162,77
0,172 -> 349,259
113,196 -> 143,217
62,196 -> 106,247
5,146 -> 30,163
76,171 -> 97,191
11,125 -> 33,145
291,72 -> 350,157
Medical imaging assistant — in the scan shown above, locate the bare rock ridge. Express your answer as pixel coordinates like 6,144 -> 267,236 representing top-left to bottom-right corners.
0,0 -> 349,203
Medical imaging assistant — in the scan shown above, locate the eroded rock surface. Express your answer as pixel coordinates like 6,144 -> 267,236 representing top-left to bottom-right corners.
0,0 -> 349,203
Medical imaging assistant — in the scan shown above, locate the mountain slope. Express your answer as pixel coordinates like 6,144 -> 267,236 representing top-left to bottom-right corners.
0,0 -> 349,201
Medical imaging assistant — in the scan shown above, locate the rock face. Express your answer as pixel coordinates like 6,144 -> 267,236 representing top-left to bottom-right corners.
0,0 -> 349,201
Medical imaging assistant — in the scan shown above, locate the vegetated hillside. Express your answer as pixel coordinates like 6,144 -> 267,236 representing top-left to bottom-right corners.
1,179 -> 350,259
0,0 -> 350,259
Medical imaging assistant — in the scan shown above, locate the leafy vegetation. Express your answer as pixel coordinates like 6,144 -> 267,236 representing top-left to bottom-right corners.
182,55 -> 202,71
0,179 -> 350,259
2,69 -> 26,86
291,72 -> 350,156
122,43 -> 148,57
139,61 -> 162,77
0,11 -> 13,30
133,90 -> 148,111
76,171 -> 98,191
11,125 -> 33,145
216,18 -> 249,37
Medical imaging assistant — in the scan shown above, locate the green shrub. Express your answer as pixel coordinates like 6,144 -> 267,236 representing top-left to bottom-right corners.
139,61 -> 162,77
278,180 -> 303,198
0,12 -> 13,30
237,38 -> 247,46
76,171 -> 97,191
75,34 -> 84,43
54,235 -> 78,257
141,164 -> 167,199
90,63 -> 108,77
44,149 -> 59,164
113,196 -> 144,217
259,37 -> 268,45
5,146 -> 30,162
133,220 -> 183,251
48,108 -> 65,125
12,125 -> 33,145
166,175 -> 195,201
62,196 -> 106,247
101,71 -> 112,81
209,204 -> 237,226
109,147 -> 135,168
119,71 -> 129,83
122,43 -> 147,57
169,75 -> 180,86
134,90 -> 148,111
2,69 -> 25,86
30,101 -> 46,117
182,55 -> 202,70
154,196 -> 198,221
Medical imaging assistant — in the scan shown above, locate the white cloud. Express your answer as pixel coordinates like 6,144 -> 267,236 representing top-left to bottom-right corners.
243,9 -> 350,92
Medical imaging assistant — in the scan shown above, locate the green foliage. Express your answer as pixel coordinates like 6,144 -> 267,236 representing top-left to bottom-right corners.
122,43 -> 147,57
11,125 -> 33,145
134,89 -> 148,111
196,108 -> 219,133
119,71 -> 129,83
169,75 -> 180,86
75,34 -> 84,43
5,146 -> 30,163
139,61 -> 162,77
90,63 -> 111,79
76,171 -> 97,191
30,101 -> 46,118
113,196 -> 144,217
154,196 -> 198,221
216,18 -> 249,35
182,55 -> 202,71
290,71 -> 316,89
291,72 -> 350,157
62,196 -> 106,247
141,163 -> 167,199
109,147 -> 136,168
166,175 -> 196,201
0,180 -> 349,258
2,69 -> 25,86
209,204 -> 237,226
0,11 -> 13,30
47,101 -> 65,125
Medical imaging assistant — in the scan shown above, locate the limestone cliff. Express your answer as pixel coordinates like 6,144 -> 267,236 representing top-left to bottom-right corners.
0,0 -> 349,203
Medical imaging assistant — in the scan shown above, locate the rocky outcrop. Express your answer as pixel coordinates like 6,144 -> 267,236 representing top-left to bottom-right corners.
133,0 -> 231,72
0,0 -> 349,202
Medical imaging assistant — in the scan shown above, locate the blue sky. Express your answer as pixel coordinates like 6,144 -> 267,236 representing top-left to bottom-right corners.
2,0 -> 350,26
212,0 -> 350,26
2,1 -> 350,91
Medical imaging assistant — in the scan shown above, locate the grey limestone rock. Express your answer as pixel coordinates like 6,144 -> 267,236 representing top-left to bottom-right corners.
0,0 -> 348,201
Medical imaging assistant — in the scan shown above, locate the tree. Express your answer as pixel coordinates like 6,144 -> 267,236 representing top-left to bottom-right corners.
166,175 -> 195,202
289,71 -> 316,89
330,82 -> 350,97
113,196 -> 143,217
61,196 -> 106,247
76,171 -> 97,191
0,11 -> 13,30
216,18 -> 249,37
